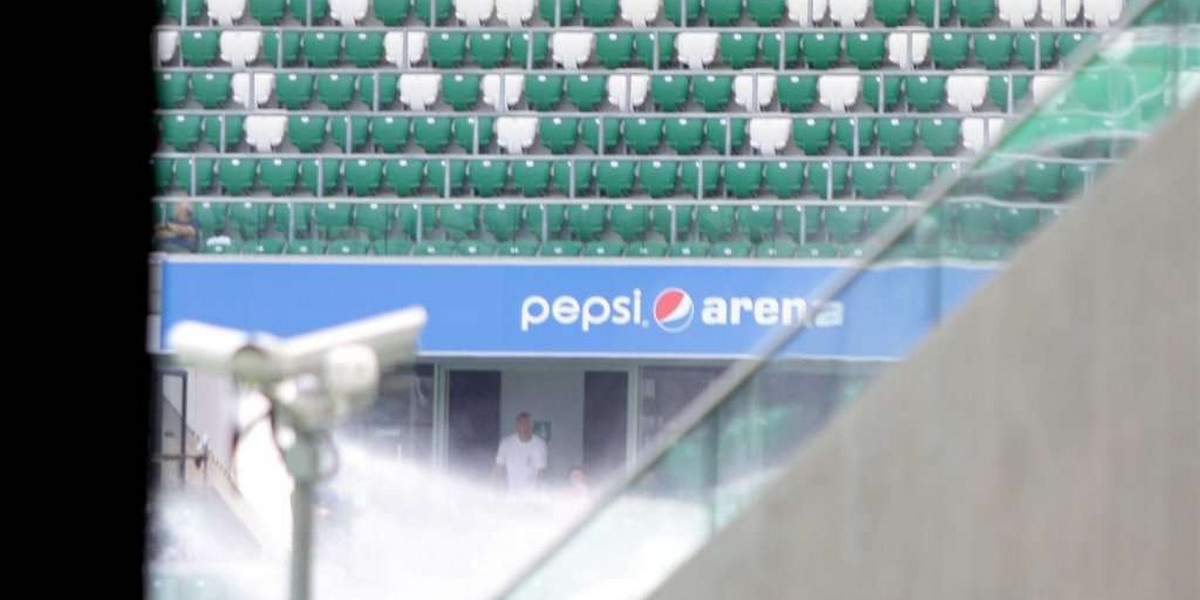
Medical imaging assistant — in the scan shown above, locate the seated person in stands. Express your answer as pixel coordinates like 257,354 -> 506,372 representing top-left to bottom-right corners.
156,202 -> 198,252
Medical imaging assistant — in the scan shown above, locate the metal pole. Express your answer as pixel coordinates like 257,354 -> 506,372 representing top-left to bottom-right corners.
288,442 -> 318,600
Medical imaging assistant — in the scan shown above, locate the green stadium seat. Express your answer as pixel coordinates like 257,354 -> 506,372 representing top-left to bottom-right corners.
670,241 -> 711,257
374,0 -> 412,23
510,32 -> 550,67
262,31 -> 302,65
627,241 -> 670,257
636,33 -> 676,68
846,33 -> 887,69
834,118 -> 877,154
375,239 -> 414,256
426,160 -> 467,195
345,159 -> 384,196
874,0 -> 911,25
919,118 -> 961,155
640,160 -> 679,198
484,203 -> 522,241
526,204 -> 567,235
807,161 -> 849,197
165,0 -> 206,22
693,75 -> 734,111
316,73 -> 355,109
931,32 -> 970,68
181,31 -> 220,66
244,238 -> 286,255
1057,33 -> 1096,63
371,116 -> 409,152
581,117 -> 620,153
273,203 -> 312,234
862,74 -> 902,111
756,239 -> 798,258
663,0 -> 701,24
385,159 -> 425,196
680,161 -> 721,198
737,204 -> 777,242
611,204 -> 650,240
552,161 -> 594,197
415,240 -> 458,256
852,161 -> 892,199
260,158 -> 300,195
276,73 -> 315,109
469,159 -> 509,197
327,239 -> 373,257
512,160 -> 552,197
914,0 -> 951,24
792,118 -> 832,154
968,243 -> 1011,261
974,33 -> 1014,69
824,205 -> 865,242
596,33 -> 635,68
1023,160 -> 1063,201
302,32 -> 342,67
203,238 -> 243,255
778,76 -> 819,112
315,202 -> 353,236
354,203 -> 394,239
154,159 -> 175,192
720,33 -> 760,69
429,32 -> 468,68
291,0 -> 331,22
498,240 -> 541,256
988,75 -> 1030,110
1062,164 -> 1093,198
163,115 -> 202,151
541,240 -> 585,257
157,73 -> 189,108
894,161 -> 935,198
665,118 -> 704,155
781,206 -> 823,242
955,202 -> 998,242
443,74 -> 481,110
413,0 -> 453,23
625,118 -> 665,154
712,240 -> 754,258
218,159 -> 257,196
596,160 -> 637,198
204,115 -> 243,149
195,202 -> 228,235
745,0 -> 785,24
705,0 -> 743,24
724,161 -> 763,198
414,117 -> 453,153
181,159 -> 217,193
539,0 -> 577,22
865,204 -> 901,233
330,116 -> 369,152
706,118 -> 746,154
190,73 -> 230,109
764,161 -> 805,198
457,240 -> 497,256
905,75 -> 946,111
802,33 -> 842,69
1015,33 -> 1056,69
539,117 -> 579,154
527,75 -> 565,111
345,32 -> 384,67
567,75 -> 608,111
580,0 -> 619,25
651,75 -> 690,112
469,33 -> 509,68
398,203 -> 438,237
439,203 -> 480,239
981,160 -> 1018,199
878,117 -> 917,154
452,116 -> 495,151
288,239 -> 327,255
761,32 -> 801,68
997,206 -> 1039,242
567,204 -> 607,241
697,204 -> 736,240
956,0 -> 994,25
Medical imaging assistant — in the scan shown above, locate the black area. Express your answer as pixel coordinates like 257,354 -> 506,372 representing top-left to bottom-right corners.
582,371 -> 629,484
447,370 -> 503,482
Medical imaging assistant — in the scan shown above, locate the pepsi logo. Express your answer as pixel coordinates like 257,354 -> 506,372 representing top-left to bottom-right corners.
654,288 -> 694,333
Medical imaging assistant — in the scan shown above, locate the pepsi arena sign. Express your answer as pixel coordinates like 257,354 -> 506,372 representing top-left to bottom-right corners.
520,288 -> 845,333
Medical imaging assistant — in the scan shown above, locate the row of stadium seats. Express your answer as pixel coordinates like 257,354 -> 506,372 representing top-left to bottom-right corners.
161,0 -> 1123,28
158,197 -> 1059,246
156,29 -> 1093,71
159,113 -> 1016,155
157,70 -> 1055,114
154,156 -> 1094,200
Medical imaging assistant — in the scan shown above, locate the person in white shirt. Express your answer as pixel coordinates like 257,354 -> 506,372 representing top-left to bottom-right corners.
493,412 -> 548,494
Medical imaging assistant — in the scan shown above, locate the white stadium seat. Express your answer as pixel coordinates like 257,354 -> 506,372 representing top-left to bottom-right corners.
619,0 -> 661,26
385,31 -> 427,67
399,74 -> 442,110
997,0 -> 1037,24
552,32 -> 595,69
330,0 -> 370,25
787,0 -> 829,24
219,31 -> 262,67
482,74 -> 525,109
946,70 -> 989,112
232,73 -> 275,108
829,0 -> 868,25
962,117 -> 1006,153
818,72 -> 861,112
157,31 -> 179,64
456,0 -> 496,25
749,118 -> 792,155
207,0 -> 246,25
245,114 -> 287,152
496,0 -> 536,24
888,30 -> 930,67
607,73 -> 651,109
495,117 -> 538,153
1040,0 -> 1082,25
1084,0 -> 1122,24
733,72 -> 777,109
1032,73 -> 1065,103
675,32 -> 719,69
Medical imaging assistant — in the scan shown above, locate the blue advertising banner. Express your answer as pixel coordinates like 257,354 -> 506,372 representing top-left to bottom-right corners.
159,258 -> 997,360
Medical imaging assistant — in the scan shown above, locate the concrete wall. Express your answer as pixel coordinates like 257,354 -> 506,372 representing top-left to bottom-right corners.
647,101 -> 1200,600
501,369 -> 586,484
